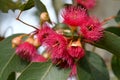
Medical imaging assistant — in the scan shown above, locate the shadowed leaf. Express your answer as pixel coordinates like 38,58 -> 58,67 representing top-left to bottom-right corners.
111,55 -> 120,79
0,0 -> 22,12
94,31 -> 120,57
20,0 -> 34,11
77,51 -> 109,80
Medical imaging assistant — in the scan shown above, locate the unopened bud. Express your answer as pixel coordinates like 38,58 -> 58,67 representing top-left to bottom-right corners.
25,36 -> 34,45
40,12 -> 50,24
12,35 -> 22,48
43,52 -> 50,59
33,38 -> 41,48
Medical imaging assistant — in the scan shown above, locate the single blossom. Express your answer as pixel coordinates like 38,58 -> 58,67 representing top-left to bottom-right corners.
15,42 -> 37,61
76,0 -> 96,9
52,51 -> 74,68
37,24 -> 55,44
80,17 -> 104,41
68,40 -> 85,59
62,6 -> 87,26
68,46 -> 85,59
44,34 -> 68,59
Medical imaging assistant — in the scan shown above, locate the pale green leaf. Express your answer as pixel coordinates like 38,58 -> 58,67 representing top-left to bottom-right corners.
17,61 -> 70,80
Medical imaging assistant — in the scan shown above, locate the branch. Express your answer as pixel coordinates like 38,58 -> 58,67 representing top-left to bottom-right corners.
102,16 -> 116,25
16,11 -> 39,30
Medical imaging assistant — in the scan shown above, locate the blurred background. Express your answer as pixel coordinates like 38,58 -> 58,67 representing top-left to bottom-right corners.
0,0 -> 120,80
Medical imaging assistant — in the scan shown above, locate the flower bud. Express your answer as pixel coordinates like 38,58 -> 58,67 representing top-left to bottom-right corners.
25,36 -> 34,45
12,35 -> 22,48
33,38 -> 41,48
42,52 -> 50,59
40,12 -> 50,24
68,39 -> 85,59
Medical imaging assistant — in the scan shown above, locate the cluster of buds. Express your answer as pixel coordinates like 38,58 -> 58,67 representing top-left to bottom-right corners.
12,34 -> 46,62
12,0 -> 104,76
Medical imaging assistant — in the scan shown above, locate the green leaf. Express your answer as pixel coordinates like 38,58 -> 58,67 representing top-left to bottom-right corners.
115,10 -> 120,24
111,55 -> 120,79
53,23 -> 70,30
34,0 -> 47,13
105,26 -> 120,36
0,34 -> 29,80
17,62 -> 70,80
52,0 -> 64,21
7,72 -> 16,80
0,0 -> 22,12
77,51 -> 109,80
20,0 -> 34,11
94,31 -> 120,57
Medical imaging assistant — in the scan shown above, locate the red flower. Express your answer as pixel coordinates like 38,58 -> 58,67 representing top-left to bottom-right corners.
52,51 -> 74,68
37,24 -> 55,44
76,0 -> 96,9
44,33 -> 74,68
45,34 -> 68,58
80,17 -> 103,41
62,6 -> 87,26
68,40 -> 85,59
68,46 -> 85,59
15,42 -> 37,61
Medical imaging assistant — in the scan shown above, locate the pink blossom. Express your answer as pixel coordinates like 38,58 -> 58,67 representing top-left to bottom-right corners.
32,54 -> 47,62
45,34 -> 68,58
68,46 -> 85,59
37,24 -> 55,44
80,17 -> 104,41
52,52 -> 74,68
62,6 -> 87,26
15,42 -> 37,61
44,33 -> 74,68
76,0 -> 96,9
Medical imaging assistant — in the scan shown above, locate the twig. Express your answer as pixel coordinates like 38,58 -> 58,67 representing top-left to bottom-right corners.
102,16 -> 116,25
16,11 -> 39,30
